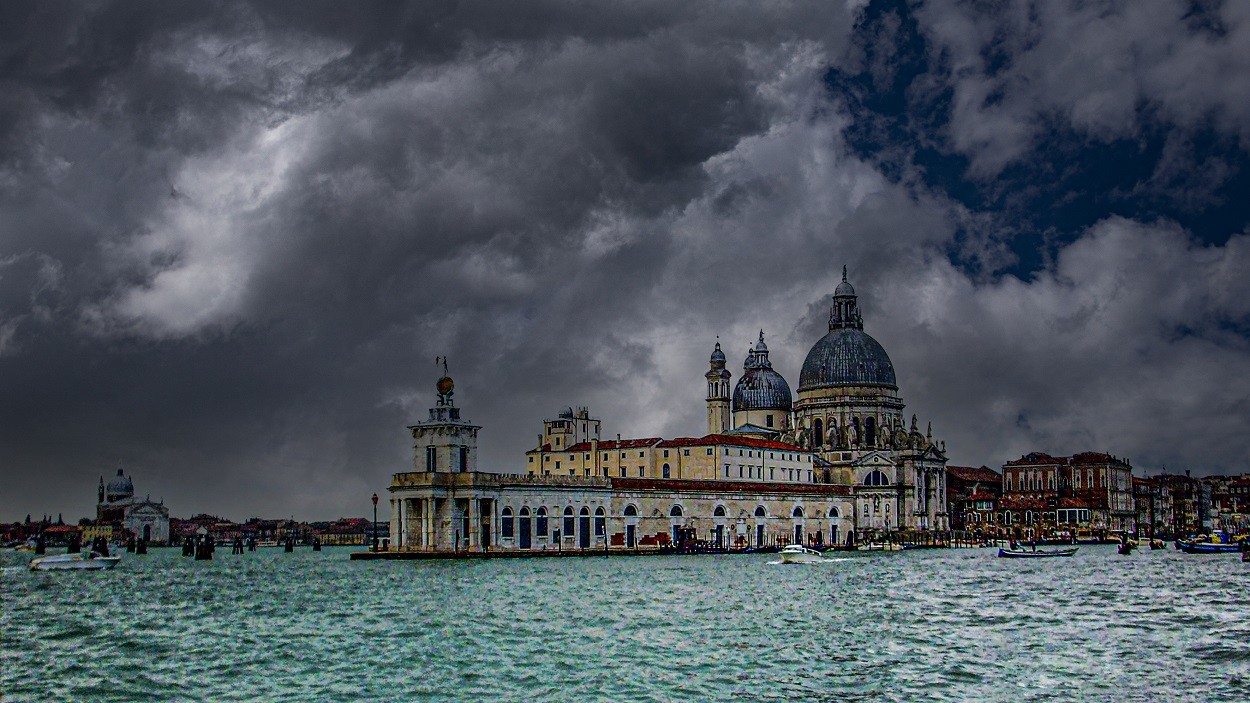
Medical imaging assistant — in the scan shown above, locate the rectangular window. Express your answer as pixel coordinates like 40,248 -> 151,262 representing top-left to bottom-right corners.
584,469 -> 590,477
426,446 -> 436,472
766,415 -> 774,428
569,470 -> 574,477
555,461 -> 561,470
738,466 -> 743,478
528,456 -> 534,463
639,451 -> 644,458
584,454 -> 590,460
683,449 -> 690,456
569,454 -> 575,461
638,467 -> 644,477
706,448 -> 713,455
662,465 -> 670,479
770,468 -> 774,480
459,447 -> 468,472
725,464 -> 730,477
620,467 -> 626,478
663,450 -> 670,458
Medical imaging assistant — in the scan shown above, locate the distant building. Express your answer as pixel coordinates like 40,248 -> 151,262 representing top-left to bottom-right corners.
945,465 -> 1001,531
1132,476 -> 1173,539
97,468 -> 170,543
1000,451 -> 1136,533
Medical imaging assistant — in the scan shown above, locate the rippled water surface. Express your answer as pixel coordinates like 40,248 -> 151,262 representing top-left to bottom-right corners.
3,545 -> 1248,702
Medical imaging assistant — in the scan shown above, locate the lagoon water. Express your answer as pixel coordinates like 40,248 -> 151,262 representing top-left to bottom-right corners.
3,545 -> 1248,702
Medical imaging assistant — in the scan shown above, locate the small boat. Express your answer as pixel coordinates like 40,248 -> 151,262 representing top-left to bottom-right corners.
29,552 -> 122,571
856,543 -> 903,552
1149,539 -> 1164,550
778,544 -> 825,564
1117,542 -> 1135,555
1175,540 -> 1241,554
998,547 -> 1078,558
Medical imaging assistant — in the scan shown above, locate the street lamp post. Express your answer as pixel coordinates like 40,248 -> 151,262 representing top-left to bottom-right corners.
372,493 -> 379,552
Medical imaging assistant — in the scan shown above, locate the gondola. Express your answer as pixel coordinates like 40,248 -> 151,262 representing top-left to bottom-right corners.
997,547 -> 1078,558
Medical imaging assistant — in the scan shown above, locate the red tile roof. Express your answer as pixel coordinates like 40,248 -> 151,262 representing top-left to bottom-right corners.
1004,452 -> 1066,466
563,438 -> 663,452
562,435 -> 807,453
947,465 -> 1001,483
696,434 -> 807,451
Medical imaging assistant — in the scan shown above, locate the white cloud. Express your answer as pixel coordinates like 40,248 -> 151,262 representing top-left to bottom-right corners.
915,0 -> 1250,175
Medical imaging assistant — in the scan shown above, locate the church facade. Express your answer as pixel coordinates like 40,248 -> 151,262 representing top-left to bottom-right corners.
97,468 -> 171,544
386,270 -> 948,552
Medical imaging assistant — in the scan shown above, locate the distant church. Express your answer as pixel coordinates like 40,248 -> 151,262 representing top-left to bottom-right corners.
386,269 -> 949,552
97,468 -> 170,543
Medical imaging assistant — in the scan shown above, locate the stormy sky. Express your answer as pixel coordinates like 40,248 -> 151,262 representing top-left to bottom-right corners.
3,0 -> 1249,522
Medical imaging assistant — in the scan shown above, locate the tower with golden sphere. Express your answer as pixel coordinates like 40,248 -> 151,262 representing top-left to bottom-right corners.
409,357 -> 480,473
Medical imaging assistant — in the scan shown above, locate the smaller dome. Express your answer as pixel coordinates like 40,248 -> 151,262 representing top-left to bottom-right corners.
710,342 -> 726,365
105,469 -> 133,500
834,265 -> 856,296
733,368 -> 792,412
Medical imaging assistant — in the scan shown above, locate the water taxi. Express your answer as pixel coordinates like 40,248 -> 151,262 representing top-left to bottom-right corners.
778,544 -> 825,564
29,552 -> 122,571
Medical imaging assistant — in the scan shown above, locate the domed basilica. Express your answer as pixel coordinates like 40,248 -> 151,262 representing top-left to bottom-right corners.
705,267 -> 949,532
383,268 -> 948,555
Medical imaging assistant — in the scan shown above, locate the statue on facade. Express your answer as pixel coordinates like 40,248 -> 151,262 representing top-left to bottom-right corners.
795,426 -> 808,449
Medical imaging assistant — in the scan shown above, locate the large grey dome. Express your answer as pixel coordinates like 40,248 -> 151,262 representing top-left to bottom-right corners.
733,367 -> 792,411
798,327 -> 897,391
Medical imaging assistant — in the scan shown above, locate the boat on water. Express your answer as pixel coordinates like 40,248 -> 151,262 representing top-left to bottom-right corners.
998,547 -> 1078,558
778,544 -> 825,564
1174,540 -> 1241,554
29,552 -> 122,571
856,543 -> 903,552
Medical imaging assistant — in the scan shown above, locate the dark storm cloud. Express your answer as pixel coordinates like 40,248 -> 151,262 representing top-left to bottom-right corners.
2,0 -> 1248,523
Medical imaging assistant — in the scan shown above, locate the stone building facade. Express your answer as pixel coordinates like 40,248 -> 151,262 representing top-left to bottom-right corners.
96,468 -> 170,543
387,271 -> 949,552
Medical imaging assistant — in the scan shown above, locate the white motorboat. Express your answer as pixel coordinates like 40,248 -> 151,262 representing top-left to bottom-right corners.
856,543 -> 903,552
29,552 -> 122,571
779,544 -> 825,564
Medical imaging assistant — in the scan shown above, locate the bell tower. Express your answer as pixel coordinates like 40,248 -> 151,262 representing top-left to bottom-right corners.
705,340 -> 732,434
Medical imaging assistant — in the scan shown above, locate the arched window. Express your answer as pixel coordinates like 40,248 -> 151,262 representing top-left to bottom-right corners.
864,470 -> 890,486
536,507 -> 548,536
501,507 -> 514,539
662,463 -> 671,479
754,506 -> 767,518
594,506 -> 606,536
792,506 -> 804,518
624,504 -> 638,517
563,506 -> 575,536
670,505 -> 683,517
865,417 -> 876,445
813,418 -> 823,447
713,505 -> 726,517
828,507 -> 840,518
579,506 -> 591,543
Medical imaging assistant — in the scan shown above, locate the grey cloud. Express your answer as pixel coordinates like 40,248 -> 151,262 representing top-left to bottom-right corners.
2,1 -> 1247,525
